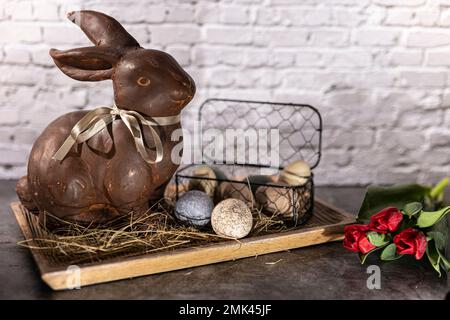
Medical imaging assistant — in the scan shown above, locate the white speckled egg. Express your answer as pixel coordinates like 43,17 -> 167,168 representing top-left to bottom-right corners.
175,190 -> 214,227
280,160 -> 311,185
211,199 -> 253,239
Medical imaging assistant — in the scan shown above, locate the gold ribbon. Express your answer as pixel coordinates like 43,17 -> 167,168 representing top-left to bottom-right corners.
52,104 -> 180,165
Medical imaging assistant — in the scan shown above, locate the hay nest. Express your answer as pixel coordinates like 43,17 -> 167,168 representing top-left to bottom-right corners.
18,198 -> 293,265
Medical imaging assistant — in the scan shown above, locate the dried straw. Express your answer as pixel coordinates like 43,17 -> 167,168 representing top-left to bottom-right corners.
18,198 -> 293,265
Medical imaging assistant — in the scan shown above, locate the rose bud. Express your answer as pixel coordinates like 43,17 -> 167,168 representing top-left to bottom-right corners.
368,207 -> 403,234
393,228 -> 427,260
343,224 -> 376,254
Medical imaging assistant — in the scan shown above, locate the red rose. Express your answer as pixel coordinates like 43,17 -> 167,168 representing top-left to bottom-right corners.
393,228 -> 427,260
368,207 -> 403,233
343,224 -> 376,254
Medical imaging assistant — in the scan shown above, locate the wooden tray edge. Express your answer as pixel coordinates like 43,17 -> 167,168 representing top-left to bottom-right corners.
10,202 -> 55,275
11,200 -> 356,290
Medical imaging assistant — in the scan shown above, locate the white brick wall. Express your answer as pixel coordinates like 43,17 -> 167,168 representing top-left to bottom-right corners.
0,0 -> 449,185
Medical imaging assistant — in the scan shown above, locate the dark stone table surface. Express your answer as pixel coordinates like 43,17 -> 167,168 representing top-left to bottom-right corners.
0,180 -> 448,300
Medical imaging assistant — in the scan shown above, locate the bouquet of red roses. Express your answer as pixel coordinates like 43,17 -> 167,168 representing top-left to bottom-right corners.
344,178 -> 450,276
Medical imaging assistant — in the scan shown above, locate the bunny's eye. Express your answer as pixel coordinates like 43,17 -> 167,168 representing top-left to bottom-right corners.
137,76 -> 151,87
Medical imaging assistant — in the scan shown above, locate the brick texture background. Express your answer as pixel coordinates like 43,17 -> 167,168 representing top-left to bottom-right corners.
0,0 -> 449,185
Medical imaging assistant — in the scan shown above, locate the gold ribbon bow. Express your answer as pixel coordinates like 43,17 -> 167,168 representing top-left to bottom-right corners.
52,104 -> 180,165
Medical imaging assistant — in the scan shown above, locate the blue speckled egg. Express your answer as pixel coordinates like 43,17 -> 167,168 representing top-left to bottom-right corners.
175,190 -> 214,227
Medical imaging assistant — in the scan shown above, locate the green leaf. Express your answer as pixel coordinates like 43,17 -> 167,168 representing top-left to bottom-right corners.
437,249 -> 450,272
359,252 -> 369,265
357,184 -> 431,224
359,244 -> 387,264
380,243 -> 403,261
428,218 -> 449,253
403,202 -> 422,218
429,177 -> 449,200
427,215 -> 449,276
416,206 -> 450,228
426,240 -> 442,277
367,232 -> 389,247
427,231 -> 447,252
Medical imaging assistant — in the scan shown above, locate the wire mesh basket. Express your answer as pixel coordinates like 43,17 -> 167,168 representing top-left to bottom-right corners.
175,98 -> 322,226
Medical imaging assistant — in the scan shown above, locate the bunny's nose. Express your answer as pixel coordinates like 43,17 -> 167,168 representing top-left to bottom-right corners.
184,76 -> 195,96
170,89 -> 188,101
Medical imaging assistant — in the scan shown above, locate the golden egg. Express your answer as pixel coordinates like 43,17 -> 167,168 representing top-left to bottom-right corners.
279,160 -> 311,186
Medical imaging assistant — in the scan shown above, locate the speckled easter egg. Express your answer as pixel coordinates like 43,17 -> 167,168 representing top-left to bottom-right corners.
175,190 -> 214,227
211,199 -> 253,239
280,160 -> 311,186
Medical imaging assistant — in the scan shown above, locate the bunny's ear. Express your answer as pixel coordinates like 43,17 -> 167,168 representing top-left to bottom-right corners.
50,46 -> 120,81
68,10 -> 140,48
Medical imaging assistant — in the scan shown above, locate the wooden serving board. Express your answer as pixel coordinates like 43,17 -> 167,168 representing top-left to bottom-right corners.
11,199 -> 355,290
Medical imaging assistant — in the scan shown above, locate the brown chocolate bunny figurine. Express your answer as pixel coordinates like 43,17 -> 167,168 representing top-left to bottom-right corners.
16,10 -> 195,228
